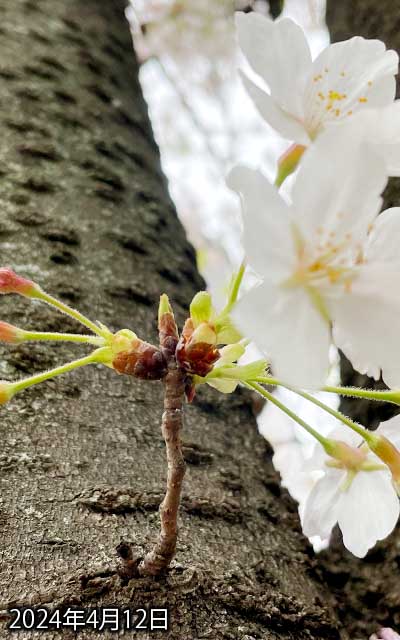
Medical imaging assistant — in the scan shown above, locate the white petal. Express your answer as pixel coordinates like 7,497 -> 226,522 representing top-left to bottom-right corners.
331,103 -> 400,177
366,206 -> 400,265
235,13 -> 312,116
258,394 -> 295,446
304,37 -> 398,136
302,469 -> 343,539
273,443 -> 317,504
233,281 -> 331,387
240,72 -> 310,144
331,269 -> 400,384
292,127 -> 387,249
337,470 -> 399,557
332,208 -> 400,387
376,416 -> 400,449
226,165 -> 293,281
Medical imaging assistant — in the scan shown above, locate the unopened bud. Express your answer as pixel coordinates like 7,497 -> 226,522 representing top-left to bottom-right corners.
190,291 -> 212,327
276,143 -> 306,187
0,268 -> 39,297
369,435 -> 400,488
112,336 -> 168,381
191,323 -> 217,346
158,294 -> 178,359
0,381 -> 14,405
0,321 -> 24,343
176,318 -> 219,376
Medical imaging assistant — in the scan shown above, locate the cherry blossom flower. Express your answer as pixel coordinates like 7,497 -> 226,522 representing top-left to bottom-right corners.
301,422 -> 400,557
236,12 -> 400,173
227,128 -> 400,388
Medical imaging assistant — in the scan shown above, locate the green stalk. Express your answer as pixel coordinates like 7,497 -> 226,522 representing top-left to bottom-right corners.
22,331 -> 104,346
11,349 -> 108,395
254,377 -> 377,447
34,290 -> 110,338
246,381 -> 333,450
322,384 -> 400,406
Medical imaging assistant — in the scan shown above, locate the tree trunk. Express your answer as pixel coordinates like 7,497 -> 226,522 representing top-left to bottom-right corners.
316,4 -> 400,638
0,1 -> 345,638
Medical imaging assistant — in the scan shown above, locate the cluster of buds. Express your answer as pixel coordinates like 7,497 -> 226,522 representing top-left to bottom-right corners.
0,264 -> 267,407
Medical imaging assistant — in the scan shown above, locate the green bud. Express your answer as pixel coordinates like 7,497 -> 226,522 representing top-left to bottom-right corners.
190,291 -> 213,327
158,293 -> 173,322
191,323 -> 217,345
111,329 -> 138,356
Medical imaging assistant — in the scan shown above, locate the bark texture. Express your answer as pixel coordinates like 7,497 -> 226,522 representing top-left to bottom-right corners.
0,1 -> 345,638
317,4 -> 400,638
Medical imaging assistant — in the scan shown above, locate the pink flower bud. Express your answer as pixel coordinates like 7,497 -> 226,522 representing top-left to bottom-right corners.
0,268 -> 38,297
0,321 -> 23,343
0,381 -> 14,405
370,435 -> 400,487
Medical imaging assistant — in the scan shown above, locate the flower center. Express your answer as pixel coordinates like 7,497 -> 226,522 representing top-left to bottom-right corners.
281,223 -> 361,321
285,223 -> 357,289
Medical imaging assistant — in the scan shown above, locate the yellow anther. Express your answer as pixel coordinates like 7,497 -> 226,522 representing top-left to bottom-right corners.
335,109 -> 341,116
340,71 -> 346,77
368,81 -> 373,86
328,90 -> 345,101
359,97 -> 368,103
347,110 -> 353,116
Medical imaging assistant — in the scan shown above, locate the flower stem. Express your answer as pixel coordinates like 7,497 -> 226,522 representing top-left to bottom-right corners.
254,376 -> 377,447
21,331 -> 105,346
322,384 -> 400,405
11,349 -> 107,395
138,366 -> 186,576
247,381 -> 332,449
34,290 -> 110,338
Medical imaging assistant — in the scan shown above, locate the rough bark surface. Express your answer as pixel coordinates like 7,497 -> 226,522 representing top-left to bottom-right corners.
317,4 -> 400,638
0,1 -> 344,638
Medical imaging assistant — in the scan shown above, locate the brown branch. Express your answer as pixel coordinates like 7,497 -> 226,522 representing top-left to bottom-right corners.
138,365 -> 186,576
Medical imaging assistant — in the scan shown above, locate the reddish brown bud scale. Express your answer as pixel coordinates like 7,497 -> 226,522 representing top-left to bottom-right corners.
159,311 -> 179,360
113,341 -> 168,381
176,339 -> 219,377
185,379 -> 196,403
176,317 -> 219,376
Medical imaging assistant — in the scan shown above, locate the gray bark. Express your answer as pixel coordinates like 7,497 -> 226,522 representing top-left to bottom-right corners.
0,1 -> 344,638
316,4 -> 400,638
